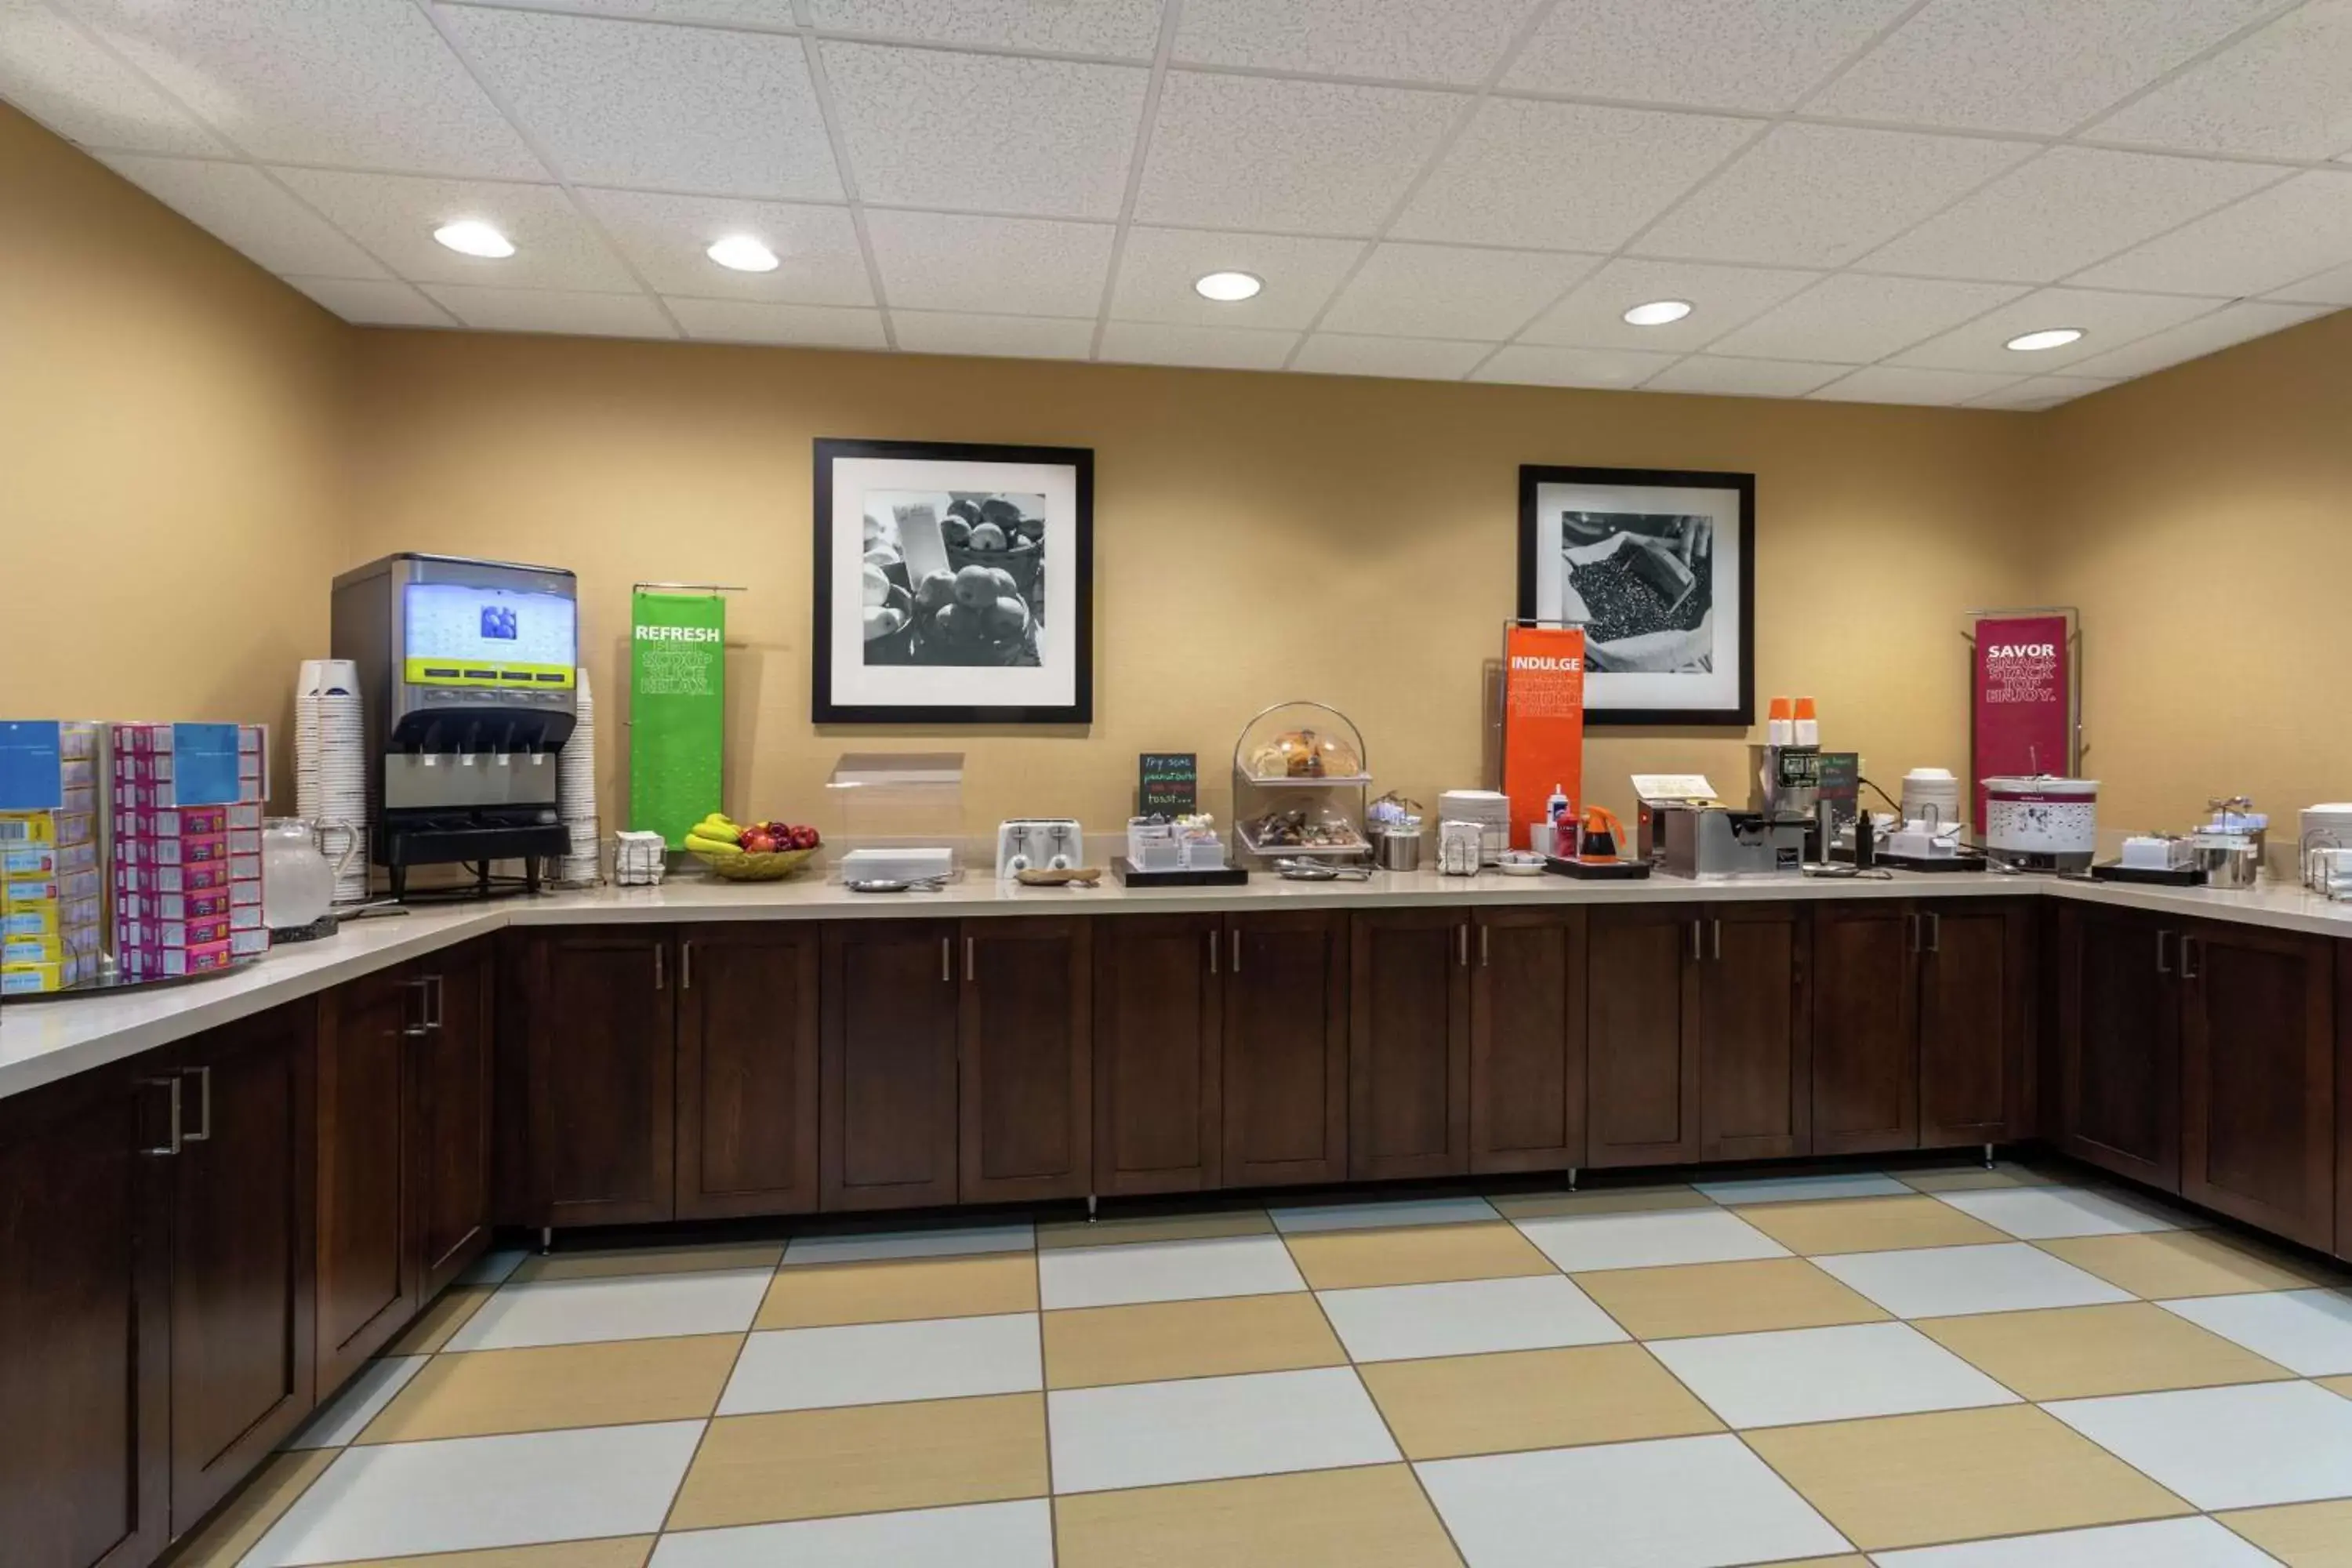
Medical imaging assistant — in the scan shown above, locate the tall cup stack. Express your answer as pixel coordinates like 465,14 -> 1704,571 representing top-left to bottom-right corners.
296,659 -> 370,905
557,666 -> 601,886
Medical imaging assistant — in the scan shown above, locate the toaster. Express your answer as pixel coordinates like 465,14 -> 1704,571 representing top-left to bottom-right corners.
996,818 -> 1083,879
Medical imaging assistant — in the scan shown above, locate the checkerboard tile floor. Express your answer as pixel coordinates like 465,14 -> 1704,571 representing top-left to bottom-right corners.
163,1160 -> 2352,1568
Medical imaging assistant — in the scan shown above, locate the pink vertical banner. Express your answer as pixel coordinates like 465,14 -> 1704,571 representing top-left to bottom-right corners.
1972,613 -> 2073,833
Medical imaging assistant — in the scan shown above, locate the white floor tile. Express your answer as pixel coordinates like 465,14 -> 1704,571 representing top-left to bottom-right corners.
1933,1186 -> 2188,1239
648,1499 -> 1053,1567
717,1313 -> 1042,1414
1047,1366 -> 1397,1494
443,1267 -> 771,1351
2047,1381 -> 2352,1509
1647,1321 -> 2020,1429
1417,1432 -> 1850,1568
1815,1243 -> 2133,1319
1316,1275 -> 1628,1363
1037,1233 -> 1305,1310
1515,1208 -> 1791,1274
2161,1290 -> 2352,1375
285,1356 -> 429,1449
781,1222 -> 1033,1267
243,1421 -> 703,1566
1871,1515 -> 2277,1566
1270,1196 -> 1500,1232
1692,1172 -> 1911,1205
458,1247 -> 527,1285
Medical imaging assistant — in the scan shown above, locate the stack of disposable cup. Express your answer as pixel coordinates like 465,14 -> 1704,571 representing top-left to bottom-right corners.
296,659 -> 370,905
557,666 -> 601,886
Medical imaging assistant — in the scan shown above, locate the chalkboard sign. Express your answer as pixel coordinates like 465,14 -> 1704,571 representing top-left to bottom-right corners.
1138,753 -> 1197,816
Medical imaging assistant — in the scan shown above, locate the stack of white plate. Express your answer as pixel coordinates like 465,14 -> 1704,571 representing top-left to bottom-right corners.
557,666 -> 601,886
2300,804 -> 2352,884
296,659 -> 370,905
1900,768 -> 1965,831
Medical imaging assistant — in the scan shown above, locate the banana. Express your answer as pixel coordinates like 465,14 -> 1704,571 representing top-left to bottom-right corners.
684,833 -> 744,857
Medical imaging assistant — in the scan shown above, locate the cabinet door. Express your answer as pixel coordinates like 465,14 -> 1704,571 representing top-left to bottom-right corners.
1698,903 -> 1812,1161
960,917 -> 1092,1204
521,929 -> 677,1228
1586,906 -> 1700,1167
1471,907 -> 1587,1174
2180,920 -> 2334,1248
2057,906 -> 2180,1191
1349,909 -> 1470,1181
170,1002 -> 317,1533
411,940 -> 493,1297
1918,902 -> 2028,1149
1810,902 -> 1918,1156
0,1067 -> 171,1568
677,924 -> 821,1220
316,966 -> 416,1391
1094,914 -> 1222,1197
1223,911 -> 1348,1188
822,920 -> 960,1211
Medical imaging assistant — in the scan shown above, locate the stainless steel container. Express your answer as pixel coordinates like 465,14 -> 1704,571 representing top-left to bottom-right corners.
2190,833 -> 2263,888
1375,827 -> 1422,873
1661,808 -> 1809,877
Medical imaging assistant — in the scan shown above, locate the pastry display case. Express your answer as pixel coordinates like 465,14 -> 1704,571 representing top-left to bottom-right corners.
1229,701 -> 1370,865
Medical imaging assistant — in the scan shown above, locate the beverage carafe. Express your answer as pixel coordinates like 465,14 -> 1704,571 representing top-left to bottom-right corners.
261,818 -> 357,931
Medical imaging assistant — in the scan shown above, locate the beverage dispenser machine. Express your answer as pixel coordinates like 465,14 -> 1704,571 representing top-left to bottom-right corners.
332,554 -> 577,898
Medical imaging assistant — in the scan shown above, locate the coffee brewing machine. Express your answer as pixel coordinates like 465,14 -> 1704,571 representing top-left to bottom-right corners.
332,554 -> 578,899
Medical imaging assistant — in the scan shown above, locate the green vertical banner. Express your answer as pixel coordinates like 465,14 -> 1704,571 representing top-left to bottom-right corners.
629,592 -> 726,846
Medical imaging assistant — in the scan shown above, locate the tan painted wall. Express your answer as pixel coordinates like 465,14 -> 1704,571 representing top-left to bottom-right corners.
346,328 -> 2042,834
0,104 -> 352,786
2040,309 -> 2352,843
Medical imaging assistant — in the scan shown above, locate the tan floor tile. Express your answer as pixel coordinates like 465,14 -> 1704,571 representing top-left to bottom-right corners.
1044,1293 -> 1344,1388
1490,1185 -> 1712,1219
1039,1210 -> 1273,1248
1918,1302 -> 2293,1399
1739,1195 -> 2009,1255
307,1540 -> 652,1568
2038,1229 -> 2343,1299
2219,1498 -> 2352,1566
1747,1404 -> 2193,1552
668,1393 -> 1047,1528
1359,1343 -> 1721,1460
1284,1221 -> 1555,1290
755,1252 -> 1036,1329
383,1285 -> 494,1356
1573,1258 -> 1889,1340
358,1334 -> 742,1444
1762,1560 -> 1871,1568
1056,1465 -> 1461,1567
157,1449 -> 336,1568
1900,1163 -> 2067,1192
510,1240 -> 782,1283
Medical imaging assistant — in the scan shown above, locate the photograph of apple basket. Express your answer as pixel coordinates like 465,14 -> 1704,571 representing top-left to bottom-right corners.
861,492 -> 1046,668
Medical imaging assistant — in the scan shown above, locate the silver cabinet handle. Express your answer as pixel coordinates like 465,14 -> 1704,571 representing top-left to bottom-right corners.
653,943 -> 666,990
1231,929 -> 1242,973
1208,928 -> 1218,975
965,935 -> 975,983
1927,912 -> 1941,953
941,935 -> 952,982
428,972 -> 445,1029
2181,933 -> 2201,981
404,976 -> 433,1036
1479,924 -> 1490,967
1909,913 -> 1922,954
2156,929 -> 2174,975
140,1076 -> 183,1158
680,940 -> 693,992
1457,924 -> 1468,967
180,1065 -> 212,1143
1712,918 -> 1722,961
1690,920 -> 1702,962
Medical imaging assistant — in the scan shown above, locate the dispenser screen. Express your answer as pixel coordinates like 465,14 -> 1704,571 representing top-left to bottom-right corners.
403,583 -> 576,689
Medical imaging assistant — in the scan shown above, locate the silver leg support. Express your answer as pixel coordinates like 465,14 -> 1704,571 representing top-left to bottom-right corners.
539,1225 -> 554,1254
1566,1167 -> 1580,1192
1087,1193 -> 1098,1221
1983,1143 -> 1995,1171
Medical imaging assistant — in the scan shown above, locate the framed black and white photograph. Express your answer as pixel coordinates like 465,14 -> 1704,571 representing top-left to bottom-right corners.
814,437 -> 1093,724
1517,465 -> 1754,726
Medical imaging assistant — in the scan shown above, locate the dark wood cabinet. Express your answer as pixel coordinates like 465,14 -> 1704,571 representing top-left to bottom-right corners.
822,920 -> 960,1210
512,928 -> 676,1228
1810,902 -> 1918,1156
1586,905 -> 1700,1167
1699,903 -> 1811,1161
960,917 -> 1091,1203
409,940 -> 493,1297
2180,920 -> 2334,1248
1223,910 -> 1348,1187
676,924 -> 821,1220
0,1066 -> 170,1568
1349,909 -> 1471,1181
1470,906 -> 1586,1174
314,967 -> 416,1390
1918,902 -> 2030,1149
2057,905 -> 2180,1191
167,1002 -> 315,1532
1093,914 -> 1223,1196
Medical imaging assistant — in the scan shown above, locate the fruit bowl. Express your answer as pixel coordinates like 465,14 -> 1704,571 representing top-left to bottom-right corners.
696,846 -> 819,882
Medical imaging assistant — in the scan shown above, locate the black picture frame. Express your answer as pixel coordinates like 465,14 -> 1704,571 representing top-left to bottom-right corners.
813,437 -> 1094,725
1516,464 -> 1755,728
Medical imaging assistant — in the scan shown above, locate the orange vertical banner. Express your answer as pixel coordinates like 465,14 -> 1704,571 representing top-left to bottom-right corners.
1502,625 -> 1586,851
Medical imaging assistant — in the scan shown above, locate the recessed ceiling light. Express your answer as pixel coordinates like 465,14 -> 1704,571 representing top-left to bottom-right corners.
707,234 -> 780,273
1622,299 -> 1693,327
1194,270 -> 1263,303
2005,327 -> 2084,352
433,220 -> 514,260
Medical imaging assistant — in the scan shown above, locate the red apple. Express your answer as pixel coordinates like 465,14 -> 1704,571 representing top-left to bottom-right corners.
742,829 -> 778,854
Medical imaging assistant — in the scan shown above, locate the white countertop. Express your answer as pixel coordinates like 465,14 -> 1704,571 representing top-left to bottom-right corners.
6,865 -> 2349,1102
